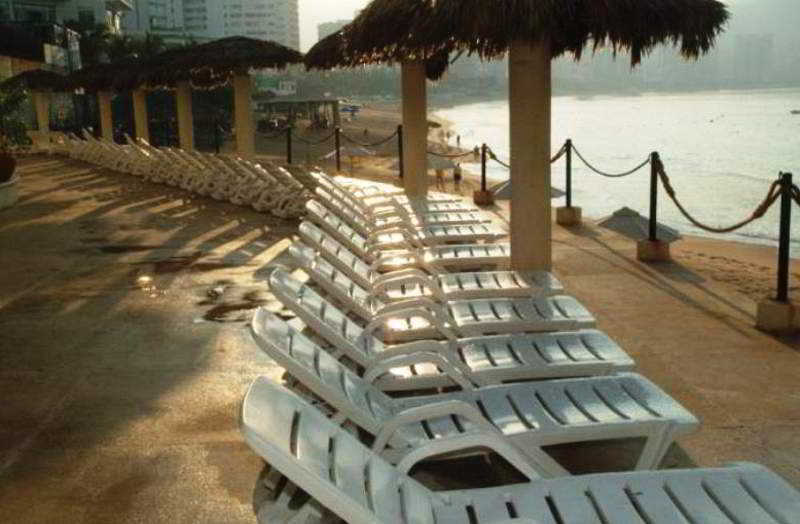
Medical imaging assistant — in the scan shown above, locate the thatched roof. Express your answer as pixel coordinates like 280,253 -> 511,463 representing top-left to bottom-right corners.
68,58 -> 143,92
0,69 -> 71,92
305,0 -> 729,76
119,36 -> 304,90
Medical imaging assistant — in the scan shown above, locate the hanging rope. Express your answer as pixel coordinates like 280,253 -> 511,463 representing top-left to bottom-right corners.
572,144 -> 651,178
656,158 -> 782,234
427,149 -> 476,159
257,127 -> 289,140
340,129 -> 398,148
485,145 -> 566,170
291,129 -> 336,145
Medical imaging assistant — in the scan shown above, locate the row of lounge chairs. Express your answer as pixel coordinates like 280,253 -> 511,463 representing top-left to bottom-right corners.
51,131 -> 312,218
239,171 -> 800,522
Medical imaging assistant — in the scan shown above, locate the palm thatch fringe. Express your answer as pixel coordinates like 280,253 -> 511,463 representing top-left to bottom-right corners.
304,0 -> 729,78
0,69 -> 71,92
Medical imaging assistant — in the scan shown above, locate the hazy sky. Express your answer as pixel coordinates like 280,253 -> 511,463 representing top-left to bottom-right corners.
298,0 -> 369,51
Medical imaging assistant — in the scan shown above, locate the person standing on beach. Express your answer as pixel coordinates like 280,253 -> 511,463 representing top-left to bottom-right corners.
457,135 -> 461,147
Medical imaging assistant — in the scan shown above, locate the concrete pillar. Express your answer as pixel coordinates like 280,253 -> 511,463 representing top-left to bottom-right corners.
233,73 -> 255,157
401,61 -> 428,197
509,40 -> 552,271
97,91 -> 114,142
175,81 -> 194,150
132,88 -> 150,143
32,90 -> 50,133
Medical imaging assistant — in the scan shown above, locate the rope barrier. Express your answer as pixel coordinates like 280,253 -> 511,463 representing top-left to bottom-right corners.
656,158 -> 782,234
791,184 -> 800,208
572,144 -> 651,178
340,130 -> 398,148
257,128 -> 288,140
427,149 -> 476,159
485,144 -> 566,170
291,130 -> 336,145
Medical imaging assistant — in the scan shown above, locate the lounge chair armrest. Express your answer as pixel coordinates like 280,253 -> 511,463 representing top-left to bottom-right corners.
373,401 -> 497,453
367,226 -> 423,248
372,297 -> 448,318
370,267 -> 431,285
396,432 -> 542,481
370,272 -> 446,302
370,249 -> 424,270
361,307 -> 458,342
363,350 -> 476,390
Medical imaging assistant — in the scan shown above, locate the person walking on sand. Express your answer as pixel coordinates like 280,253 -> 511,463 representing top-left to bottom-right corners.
457,135 -> 461,148
454,163 -> 463,182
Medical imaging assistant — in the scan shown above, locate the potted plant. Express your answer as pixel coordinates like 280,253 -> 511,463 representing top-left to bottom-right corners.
0,85 -> 30,207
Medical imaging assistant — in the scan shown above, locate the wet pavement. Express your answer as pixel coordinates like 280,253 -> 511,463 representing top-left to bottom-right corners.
1,155 -> 799,523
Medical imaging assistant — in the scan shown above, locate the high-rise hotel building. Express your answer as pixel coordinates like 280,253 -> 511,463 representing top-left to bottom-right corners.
122,0 -> 299,50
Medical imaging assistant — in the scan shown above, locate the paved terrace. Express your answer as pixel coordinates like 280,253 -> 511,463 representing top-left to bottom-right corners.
1,155 -> 798,522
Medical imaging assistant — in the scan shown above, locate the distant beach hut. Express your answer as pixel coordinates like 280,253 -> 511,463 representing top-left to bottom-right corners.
305,0 -> 728,271
598,207 -> 681,243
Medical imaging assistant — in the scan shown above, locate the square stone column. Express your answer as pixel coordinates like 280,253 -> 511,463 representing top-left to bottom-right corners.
97,91 -> 114,142
175,81 -> 194,150
401,61 -> 429,197
233,73 -> 255,158
509,40 -> 552,271
132,88 -> 150,143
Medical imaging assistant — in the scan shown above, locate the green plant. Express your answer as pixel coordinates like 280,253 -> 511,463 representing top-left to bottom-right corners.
0,86 -> 31,154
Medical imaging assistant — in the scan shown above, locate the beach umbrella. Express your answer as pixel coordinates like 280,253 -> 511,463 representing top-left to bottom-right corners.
304,0 -> 729,271
598,207 -> 681,243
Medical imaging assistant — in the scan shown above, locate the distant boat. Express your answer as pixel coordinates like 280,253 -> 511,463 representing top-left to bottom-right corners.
791,110 -> 800,115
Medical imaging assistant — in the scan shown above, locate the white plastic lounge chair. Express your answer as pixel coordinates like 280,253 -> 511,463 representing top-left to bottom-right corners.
314,180 -> 490,228
299,220 -> 512,273
271,269 -> 593,342
310,192 -> 506,249
295,227 -> 559,300
266,271 -> 619,389
241,376 -> 800,524
249,313 -> 676,474
306,200 -> 507,259
312,168 -> 459,204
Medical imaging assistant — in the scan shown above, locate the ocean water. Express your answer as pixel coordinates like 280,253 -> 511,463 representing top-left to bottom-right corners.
435,89 -> 800,251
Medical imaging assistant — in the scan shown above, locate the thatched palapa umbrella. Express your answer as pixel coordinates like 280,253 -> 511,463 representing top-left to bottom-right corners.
1,69 -> 71,139
307,0 -> 728,271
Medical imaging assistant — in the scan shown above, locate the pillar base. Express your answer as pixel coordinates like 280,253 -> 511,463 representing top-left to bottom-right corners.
473,190 -> 494,206
637,240 -> 671,262
756,298 -> 797,333
556,206 -> 582,226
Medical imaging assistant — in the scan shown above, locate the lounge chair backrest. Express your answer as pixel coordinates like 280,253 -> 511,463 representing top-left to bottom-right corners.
289,242 -> 376,317
269,268 -> 379,365
250,310 -> 413,441
305,200 -> 369,255
314,186 -> 371,234
241,376 -> 436,524
297,221 -> 373,286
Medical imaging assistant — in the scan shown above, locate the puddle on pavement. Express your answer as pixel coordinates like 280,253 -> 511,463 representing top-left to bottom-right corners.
132,252 -> 237,274
194,283 -> 294,323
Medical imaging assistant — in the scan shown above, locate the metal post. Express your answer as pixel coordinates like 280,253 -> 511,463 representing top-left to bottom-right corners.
565,139 -> 573,208
334,127 -> 341,172
649,152 -> 660,242
481,143 -> 488,192
397,124 -> 404,179
286,126 -> 293,165
777,172 -> 793,303
213,119 -> 220,154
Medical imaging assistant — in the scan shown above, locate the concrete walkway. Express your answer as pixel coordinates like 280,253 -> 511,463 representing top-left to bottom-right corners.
1,156 -> 798,523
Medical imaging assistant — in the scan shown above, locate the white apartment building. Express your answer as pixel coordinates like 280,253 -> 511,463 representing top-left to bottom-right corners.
0,0 -> 132,33
122,0 -> 299,49
317,19 -> 349,42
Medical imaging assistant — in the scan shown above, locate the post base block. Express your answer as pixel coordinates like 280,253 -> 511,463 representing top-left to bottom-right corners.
636,240 -> 671,262
473,190 -> 495,206
556,206 -> 582,226
756,298 -> 797,333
